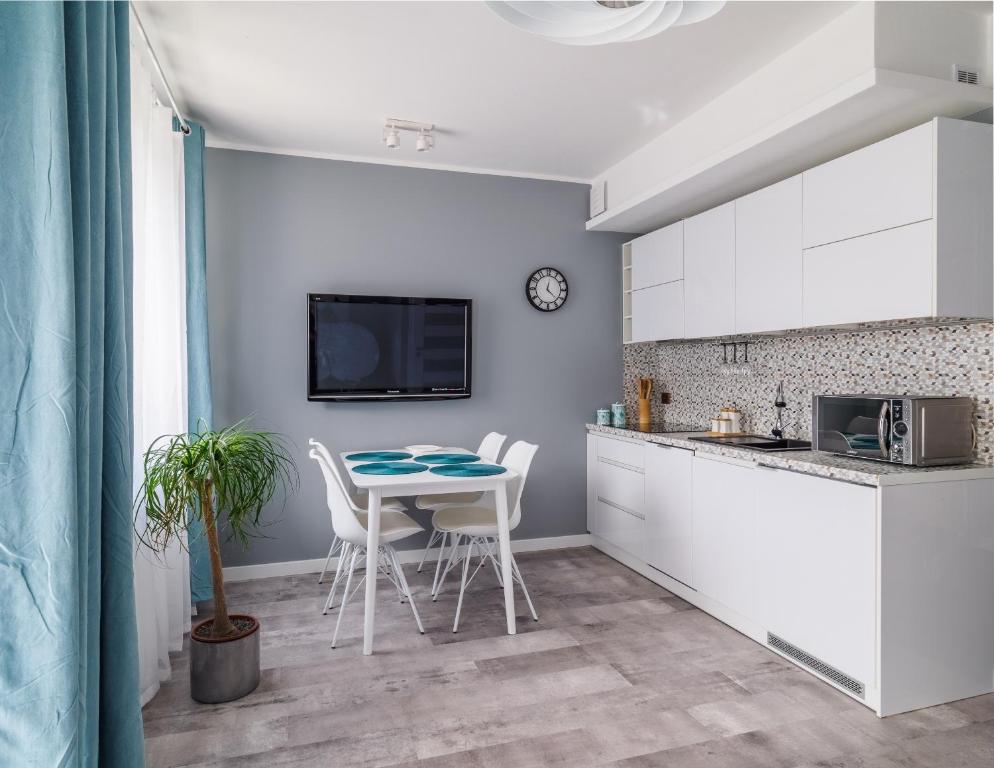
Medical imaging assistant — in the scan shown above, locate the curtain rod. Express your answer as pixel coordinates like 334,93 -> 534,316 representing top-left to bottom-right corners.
129,2 -> 192,136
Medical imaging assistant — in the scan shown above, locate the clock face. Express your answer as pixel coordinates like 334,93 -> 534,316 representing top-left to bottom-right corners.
526,267 -> 568,312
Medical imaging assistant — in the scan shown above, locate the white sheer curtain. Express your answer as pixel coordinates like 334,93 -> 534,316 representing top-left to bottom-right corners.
130,38 -> 193,707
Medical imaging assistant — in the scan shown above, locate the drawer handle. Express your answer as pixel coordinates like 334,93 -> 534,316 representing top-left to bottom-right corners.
598,457 -> 644,473
597,496 -> 645,520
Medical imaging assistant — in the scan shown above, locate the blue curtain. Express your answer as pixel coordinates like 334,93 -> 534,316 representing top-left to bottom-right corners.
0,2 -> 145,766
182,122 -> 215,602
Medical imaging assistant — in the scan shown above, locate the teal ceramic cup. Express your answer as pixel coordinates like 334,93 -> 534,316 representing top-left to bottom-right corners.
596,408 -> 611,426
611,402 -> 626,427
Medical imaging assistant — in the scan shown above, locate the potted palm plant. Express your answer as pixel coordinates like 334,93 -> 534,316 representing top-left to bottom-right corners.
136,420 -> 297,703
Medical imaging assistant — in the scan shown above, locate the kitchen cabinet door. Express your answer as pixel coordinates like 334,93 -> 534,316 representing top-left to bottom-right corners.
692,454 -> 756,619
631,281 -> 684,342
802,220 -> 933,327
735,176 -> 803,334
644,443 -> 694,587
684,201 -> 735,339
586,434 -> 597,535
802,122 -> 932,249
754,467 -> 876,688
631,221 -> 683,290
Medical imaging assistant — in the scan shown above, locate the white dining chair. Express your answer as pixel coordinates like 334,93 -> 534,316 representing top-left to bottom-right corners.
413,432 -> 507,586
309,448 -> 425,646
309,439 -> 408,585
429,440 -> 539,632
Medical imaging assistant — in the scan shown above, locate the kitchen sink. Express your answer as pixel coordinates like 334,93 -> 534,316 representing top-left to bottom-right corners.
688,435 -> 812,452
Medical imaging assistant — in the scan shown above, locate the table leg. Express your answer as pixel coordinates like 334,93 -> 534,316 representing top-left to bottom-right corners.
494,480 -> 516,635
363,489 -> 381,655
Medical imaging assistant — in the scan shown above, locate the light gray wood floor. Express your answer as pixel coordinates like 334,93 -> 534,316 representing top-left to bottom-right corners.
142,547 -> 994,767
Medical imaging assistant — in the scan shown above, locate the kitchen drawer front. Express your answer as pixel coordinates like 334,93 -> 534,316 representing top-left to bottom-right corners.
596,435 -> 645,470
802,220 -> 933,327
595,458 -> 644,517
631,221 -> 683,290
631,281 -> 684,342
597,499 -> 646,561
802,122 -> 933,249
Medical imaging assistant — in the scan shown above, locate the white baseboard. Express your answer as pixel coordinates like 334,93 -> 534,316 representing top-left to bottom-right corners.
222,533 -> 593,582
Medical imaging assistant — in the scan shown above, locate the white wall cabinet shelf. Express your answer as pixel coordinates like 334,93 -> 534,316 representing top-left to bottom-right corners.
735,176 -> 803,334
684,201 -> 736,339
586,429 -> 994,718
643,443 -> 694,587
619,118 -> 992,345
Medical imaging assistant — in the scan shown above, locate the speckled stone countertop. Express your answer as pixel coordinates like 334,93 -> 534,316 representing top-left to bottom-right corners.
586,424 -> 994,487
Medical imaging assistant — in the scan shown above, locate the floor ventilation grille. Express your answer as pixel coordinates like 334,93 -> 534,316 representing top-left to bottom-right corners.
767,632 -> 865,699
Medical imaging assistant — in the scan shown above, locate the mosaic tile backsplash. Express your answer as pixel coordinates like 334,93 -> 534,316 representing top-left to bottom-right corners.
623,322 -> 994,465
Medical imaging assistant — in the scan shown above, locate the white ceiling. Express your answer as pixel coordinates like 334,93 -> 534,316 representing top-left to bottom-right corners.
137,1 -> 854,182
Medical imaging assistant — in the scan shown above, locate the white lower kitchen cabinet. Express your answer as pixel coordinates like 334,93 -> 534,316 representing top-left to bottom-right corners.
586,429 -> 994,718
754,466 -> 876,692
588,434 -> 645,561
691,453 -> 756,620
643,443 -> 694,587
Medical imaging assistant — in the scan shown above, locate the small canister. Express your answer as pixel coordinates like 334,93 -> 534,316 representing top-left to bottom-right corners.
611,402 -> 626,428
596,408 -> 611,426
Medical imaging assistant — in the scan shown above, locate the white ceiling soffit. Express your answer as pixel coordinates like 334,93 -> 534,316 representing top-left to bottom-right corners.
134,0 -> 853,182
587,69 -> 994,233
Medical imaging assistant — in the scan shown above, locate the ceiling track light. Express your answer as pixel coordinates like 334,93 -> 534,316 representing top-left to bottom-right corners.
382,118 -> 436,152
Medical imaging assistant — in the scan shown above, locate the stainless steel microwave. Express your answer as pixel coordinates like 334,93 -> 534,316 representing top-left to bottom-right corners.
813,395 -> 974,466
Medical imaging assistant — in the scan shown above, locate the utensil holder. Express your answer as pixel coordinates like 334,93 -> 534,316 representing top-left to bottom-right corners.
638,398 -> 651,426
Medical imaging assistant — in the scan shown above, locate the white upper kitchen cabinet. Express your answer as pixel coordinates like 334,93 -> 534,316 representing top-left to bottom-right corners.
735,176 -> 802,334
631,221 -> 683,290
802,118 -> 992,326
802,121 -> 933,249
692,453 -> 756,619
643,443 -> 694,587
754,467 -> 877,692
630,280 -> 684,342
803,220 -> 933,327
684,201 -> 736,338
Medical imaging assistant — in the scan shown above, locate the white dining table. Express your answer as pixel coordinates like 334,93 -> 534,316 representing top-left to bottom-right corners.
340,449 -> 519,655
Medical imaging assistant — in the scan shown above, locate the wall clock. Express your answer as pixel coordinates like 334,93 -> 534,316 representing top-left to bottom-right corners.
526,267 -> 568,312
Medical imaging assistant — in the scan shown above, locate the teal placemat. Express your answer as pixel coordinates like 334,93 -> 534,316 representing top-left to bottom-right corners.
429,463 -> 507,477
346,451 -> 413,462
353,461 -> 427,476
415,453 -> 481,465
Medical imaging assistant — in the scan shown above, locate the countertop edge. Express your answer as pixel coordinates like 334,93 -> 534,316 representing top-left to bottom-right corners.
585,424 -> 994,487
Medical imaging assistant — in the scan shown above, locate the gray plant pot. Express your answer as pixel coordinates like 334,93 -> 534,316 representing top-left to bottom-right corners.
190,614 -> 261,704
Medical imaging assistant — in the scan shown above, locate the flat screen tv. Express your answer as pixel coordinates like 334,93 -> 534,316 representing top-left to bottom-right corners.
307,294 -> 472,401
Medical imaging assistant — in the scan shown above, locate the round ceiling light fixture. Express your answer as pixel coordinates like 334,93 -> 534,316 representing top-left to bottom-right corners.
485,0 -> 726,46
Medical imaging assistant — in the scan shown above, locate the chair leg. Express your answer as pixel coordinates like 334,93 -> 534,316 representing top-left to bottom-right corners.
332,547 -> 360,648
388,546 -> 424,635
317,535 -> 340,584
417,528 -> 439,573
510,553 -> 539,622
453,537 -> 475,633
434,533 -> 461,601
431,531 -> 448,598
323,542 -> 350,614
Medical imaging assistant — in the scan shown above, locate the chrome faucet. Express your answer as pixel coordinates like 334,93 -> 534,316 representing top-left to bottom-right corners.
772,380 -> 790,438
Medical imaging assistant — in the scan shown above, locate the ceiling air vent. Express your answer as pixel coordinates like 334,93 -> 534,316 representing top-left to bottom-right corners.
768,632 -> 865,699
954,65 -> 980,85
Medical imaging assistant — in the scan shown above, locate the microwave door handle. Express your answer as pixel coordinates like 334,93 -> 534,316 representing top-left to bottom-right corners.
877,400 -> 890,459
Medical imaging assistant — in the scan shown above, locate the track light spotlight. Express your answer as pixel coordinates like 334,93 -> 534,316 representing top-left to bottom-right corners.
383,119 -> 435,153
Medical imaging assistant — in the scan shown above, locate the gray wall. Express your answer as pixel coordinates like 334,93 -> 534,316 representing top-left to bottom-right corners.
205,149 -> 628,566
